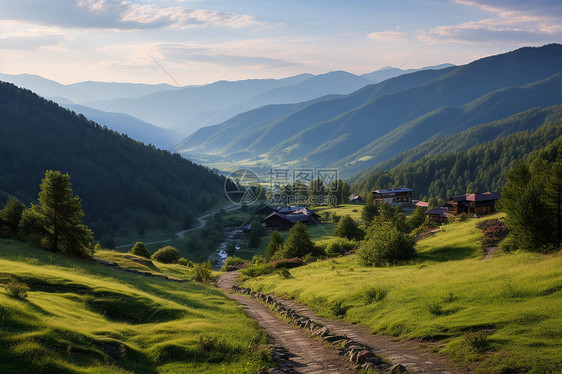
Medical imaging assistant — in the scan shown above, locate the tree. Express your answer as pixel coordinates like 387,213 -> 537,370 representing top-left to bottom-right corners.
152,245 -> 181,263
428,197 -> 439,209
333,215 -> 362,241
19,170 -> 93,258
340,182 -> 351,205
0,197 -> 25,238
130,242 -> 151,259
265,230 -> 284,259
247,218 -> 265,248
361,194 -> 378,225
276,222 -> 315,259
358,222 -> 416,266
407,206 -> 427,232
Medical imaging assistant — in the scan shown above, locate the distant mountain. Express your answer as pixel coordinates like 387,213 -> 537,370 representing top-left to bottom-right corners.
179,67 -> 453,158
180,44 -> 562,177
0,81 -> 226,241
350,104 -> 562,189
62,104 -> 181,150
0,73 -> 176,103
360,63 -> 455,83
350,105 -> 562,199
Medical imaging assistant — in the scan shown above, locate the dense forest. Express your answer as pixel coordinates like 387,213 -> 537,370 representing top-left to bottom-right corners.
0,82 -> 226,241
351,114 -> 562,200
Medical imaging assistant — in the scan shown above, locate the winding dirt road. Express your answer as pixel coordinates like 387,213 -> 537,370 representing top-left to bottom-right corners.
217,271 -> 465,374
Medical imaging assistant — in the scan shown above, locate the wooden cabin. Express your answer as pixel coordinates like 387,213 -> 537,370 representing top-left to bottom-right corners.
348,194 -> 363,204
372,187 -> 414,204
262,207 -> 320,231
448,192 -> 501,216
426,207 -> 453,224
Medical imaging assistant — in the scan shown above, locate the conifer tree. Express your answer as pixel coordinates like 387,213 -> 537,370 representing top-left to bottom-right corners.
0,197 -> 25,238
19,170 -> 93,258
265,230 -> 284,259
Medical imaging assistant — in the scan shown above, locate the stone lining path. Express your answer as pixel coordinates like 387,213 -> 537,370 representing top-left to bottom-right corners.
217,271 -> 466,374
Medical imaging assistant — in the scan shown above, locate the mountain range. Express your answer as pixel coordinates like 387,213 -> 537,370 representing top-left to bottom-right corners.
179,44 -> 562,178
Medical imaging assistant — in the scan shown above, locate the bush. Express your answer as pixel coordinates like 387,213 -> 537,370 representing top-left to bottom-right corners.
362,286 -> 388,303
464,330 -> 491,352
178,257 -> 193,267
221,256 -> 247,271
477,218 -> 509,246
333,215 -> 363,241
130,242 -> 151,259
325,238 -> 358,257
4,282 -> 30,299
358,222 -> 416,266
240,263 -> 275,278
271,257 -> 303,269
278,268 -> 292,279
152,246 -> 181,264
193,261 -> 213,282
330,300 -> 348,317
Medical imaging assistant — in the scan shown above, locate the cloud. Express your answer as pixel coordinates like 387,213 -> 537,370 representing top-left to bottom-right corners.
157,43 -> 303,68
0,0 -> 265,30
417,0 -> 562,44
367,31 -> 407,42
454,0 -> 562,18
0,31 -> 68,50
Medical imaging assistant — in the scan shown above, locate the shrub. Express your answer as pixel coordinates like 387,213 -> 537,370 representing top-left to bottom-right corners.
330,300 -> 348,317
4,282 -> 30,299
358,222 -> 416,266
193,261 -> 213,282
427,301 -> 445,315
271,257 -> 303,269
152,246 -> 181,264
477,218 -> 509,247
363,286 -> 388,303
464,330 -> 491,352
178,257 -> 193,267
130,242 -> 151,259
240,263 -> 275,278
325,238 -> 358,257
278,268 -> 292,279
221,256 -> 247,271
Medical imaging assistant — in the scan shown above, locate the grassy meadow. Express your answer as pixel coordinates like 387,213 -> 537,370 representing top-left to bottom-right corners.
244,214 -> 562,373
0,239 -> 274,373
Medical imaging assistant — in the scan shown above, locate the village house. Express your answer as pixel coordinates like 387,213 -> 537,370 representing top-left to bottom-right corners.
425,207 -> 453,224
372,187 -> 414,205
448,192 -> 501,216
348,194 -> 363,204
261,206 -> 321,231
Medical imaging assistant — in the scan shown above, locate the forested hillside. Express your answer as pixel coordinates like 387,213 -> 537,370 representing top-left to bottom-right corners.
0,82 -> 226,242
351,113 -> 562,200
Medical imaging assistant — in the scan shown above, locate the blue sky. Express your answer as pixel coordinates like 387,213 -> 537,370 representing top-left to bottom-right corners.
0,0 -> 560,85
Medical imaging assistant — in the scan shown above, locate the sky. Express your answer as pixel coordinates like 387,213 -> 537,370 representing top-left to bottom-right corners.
0,0 -> 561,85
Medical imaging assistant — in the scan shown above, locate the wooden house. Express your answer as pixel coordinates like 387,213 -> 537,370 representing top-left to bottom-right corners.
426,207 -> 453,224
262,207 -> 320,231
348,194 -> 363,204
372,187 -> 414,204
448,192 -> 501,216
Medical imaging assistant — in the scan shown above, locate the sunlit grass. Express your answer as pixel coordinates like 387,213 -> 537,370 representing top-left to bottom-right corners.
0,239 -> 273,373
244,215 -> 562,373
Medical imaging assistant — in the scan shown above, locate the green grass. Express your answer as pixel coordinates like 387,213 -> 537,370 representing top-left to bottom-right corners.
0,239 -> 274,373
244,215 -> 562,373
312,204 -> 364,222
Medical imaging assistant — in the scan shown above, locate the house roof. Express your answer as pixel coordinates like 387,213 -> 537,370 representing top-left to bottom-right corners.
373,187 -> 414,194
263,212 -> 311,223
416,201 -> 429,208
426,207 -> 453,217
450,192 -> 501,202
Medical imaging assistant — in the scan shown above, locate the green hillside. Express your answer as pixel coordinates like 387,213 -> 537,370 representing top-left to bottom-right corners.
351,109 -> 562,200
244,215 -> 562,373
0,239 -> 273,373
177,44 -> 562,176
0,82 -> 227,242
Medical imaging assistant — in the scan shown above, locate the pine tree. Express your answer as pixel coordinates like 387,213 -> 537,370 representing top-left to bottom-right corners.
361,193 -> 378,225
0,197 -> 25,238
333,215 -> 362,240
19,170 -> 93,258
265,230 -> 284,259
278,222 -> 314,259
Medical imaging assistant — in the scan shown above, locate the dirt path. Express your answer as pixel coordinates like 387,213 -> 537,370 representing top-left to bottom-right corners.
218,271 -> 356,373
218,271 -> 466,374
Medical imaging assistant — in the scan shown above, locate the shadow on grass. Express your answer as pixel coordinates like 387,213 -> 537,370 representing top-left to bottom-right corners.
416,245 -> 478,262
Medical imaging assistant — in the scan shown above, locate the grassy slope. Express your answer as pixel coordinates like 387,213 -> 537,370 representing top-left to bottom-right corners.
0,239 -> 272,373
244,215 -> 562,373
